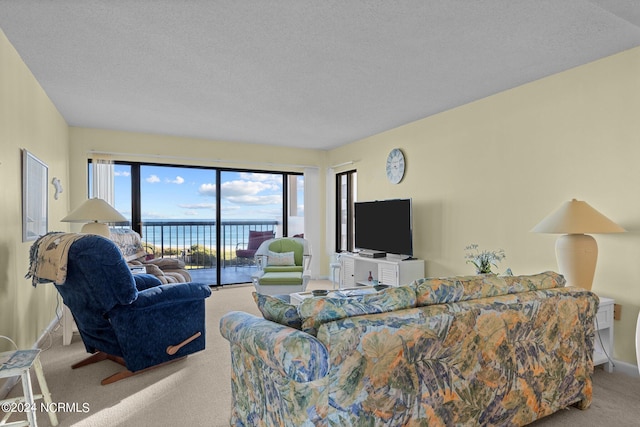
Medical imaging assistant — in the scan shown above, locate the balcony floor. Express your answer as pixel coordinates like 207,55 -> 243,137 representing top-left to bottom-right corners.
187,265 -> 256,286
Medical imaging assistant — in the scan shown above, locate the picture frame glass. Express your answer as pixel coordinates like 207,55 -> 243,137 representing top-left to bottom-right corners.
22,149 -> 48,242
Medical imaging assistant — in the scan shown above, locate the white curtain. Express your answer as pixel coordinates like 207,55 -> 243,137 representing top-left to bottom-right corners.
304,167 -> 321,279
91,155 -> 115,204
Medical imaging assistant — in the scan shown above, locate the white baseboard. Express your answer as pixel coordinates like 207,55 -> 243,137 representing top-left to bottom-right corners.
612,359 -> 640,377
0,315 -> 61,400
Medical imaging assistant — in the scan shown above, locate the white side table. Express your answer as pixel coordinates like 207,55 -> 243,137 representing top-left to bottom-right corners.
593,296 -> 614,372
0,349 -> 58,427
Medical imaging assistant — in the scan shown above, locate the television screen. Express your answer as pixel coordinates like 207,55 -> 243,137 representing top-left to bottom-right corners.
354,198 -> 413,256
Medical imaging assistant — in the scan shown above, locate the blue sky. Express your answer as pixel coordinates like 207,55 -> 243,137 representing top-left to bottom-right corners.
109,164 -> 303,221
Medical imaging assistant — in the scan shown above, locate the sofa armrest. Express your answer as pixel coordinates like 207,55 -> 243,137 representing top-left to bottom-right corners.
130,282 -> 212,309
133,274 -> 163,291
220,311 -> 329,382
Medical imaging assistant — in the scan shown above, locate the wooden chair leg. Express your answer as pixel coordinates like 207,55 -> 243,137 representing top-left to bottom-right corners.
100,356 -> 187,385
72,351 -> 188,385
71,351 -> 125,369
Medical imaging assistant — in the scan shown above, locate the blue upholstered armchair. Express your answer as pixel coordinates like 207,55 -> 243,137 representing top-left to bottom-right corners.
44,234 -> 212,385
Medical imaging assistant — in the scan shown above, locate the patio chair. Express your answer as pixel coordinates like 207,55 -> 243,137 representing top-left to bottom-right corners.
251,237 -> 312,295
109,228 -> 192,283
235,230 -> 275,269
28,233 -> 212,385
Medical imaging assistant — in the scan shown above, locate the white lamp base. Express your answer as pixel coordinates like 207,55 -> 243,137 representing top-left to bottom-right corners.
555,233 -> 597,290
80,222 -> 110,237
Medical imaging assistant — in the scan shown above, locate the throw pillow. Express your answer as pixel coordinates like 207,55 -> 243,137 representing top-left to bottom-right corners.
252,292 -> 302,330
267,251 -> 296,266
298,286 -> 417,336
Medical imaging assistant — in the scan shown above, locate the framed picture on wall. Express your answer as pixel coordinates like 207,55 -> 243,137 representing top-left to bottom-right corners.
22,149 -> 48,242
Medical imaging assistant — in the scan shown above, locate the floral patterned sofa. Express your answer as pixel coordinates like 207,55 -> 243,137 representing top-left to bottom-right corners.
219,271 -> 599,426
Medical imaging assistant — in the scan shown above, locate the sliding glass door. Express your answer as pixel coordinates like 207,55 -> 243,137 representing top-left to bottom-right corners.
139,165 -> 218,284
90,160 -> 302,286
220,171 -> 283,283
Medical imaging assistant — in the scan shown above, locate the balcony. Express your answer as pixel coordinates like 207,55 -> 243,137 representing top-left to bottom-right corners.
135,219 -> 279,285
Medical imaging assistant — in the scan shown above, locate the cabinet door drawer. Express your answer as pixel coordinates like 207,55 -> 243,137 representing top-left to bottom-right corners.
596,304 -> 613,329
341,258 -> 355,288
378,265 -> 398,286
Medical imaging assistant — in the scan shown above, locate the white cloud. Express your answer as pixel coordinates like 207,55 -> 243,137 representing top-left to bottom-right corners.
167,176 -> 184,184
222,180 -> 279,197
114,170 -> 130,177
226,195 -> 282,205
146,174 -> 160,183
178,203 -> 216,210
239,172 -> 282,186
198,183 -> 216,197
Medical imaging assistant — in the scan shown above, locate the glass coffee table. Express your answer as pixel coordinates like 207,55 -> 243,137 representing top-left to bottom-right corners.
290,286 -> 379,305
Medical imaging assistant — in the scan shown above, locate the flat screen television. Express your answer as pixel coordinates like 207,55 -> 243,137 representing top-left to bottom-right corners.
354,198 -> 413,258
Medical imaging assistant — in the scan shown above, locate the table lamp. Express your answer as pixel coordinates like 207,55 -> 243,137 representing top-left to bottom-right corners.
531,199 -> 625,290
61,198 -> 126,237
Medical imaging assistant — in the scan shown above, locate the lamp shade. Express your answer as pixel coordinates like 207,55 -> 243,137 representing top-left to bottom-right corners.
62,198 -> 126,237
531,199 -> 625,234
531,199 -> 624,290
62,198 -> 126,223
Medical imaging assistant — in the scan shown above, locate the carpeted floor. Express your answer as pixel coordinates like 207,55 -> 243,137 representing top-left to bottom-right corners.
3,280 -> 640,426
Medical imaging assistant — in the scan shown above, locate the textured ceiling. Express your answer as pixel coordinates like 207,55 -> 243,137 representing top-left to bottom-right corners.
1,1 -> 639,150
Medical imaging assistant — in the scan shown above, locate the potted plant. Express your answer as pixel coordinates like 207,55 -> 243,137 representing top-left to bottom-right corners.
464,244 -> 506,275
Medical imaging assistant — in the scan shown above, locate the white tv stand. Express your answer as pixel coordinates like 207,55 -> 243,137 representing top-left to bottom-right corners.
340,253 -> 425,288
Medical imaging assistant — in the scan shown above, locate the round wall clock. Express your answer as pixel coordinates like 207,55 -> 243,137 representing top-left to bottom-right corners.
386,148 -> 405,184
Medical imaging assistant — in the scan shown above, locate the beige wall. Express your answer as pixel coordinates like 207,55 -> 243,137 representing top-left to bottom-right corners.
2,25 -> 639,367
329,46 -> 640,365
0,29 -> 69,353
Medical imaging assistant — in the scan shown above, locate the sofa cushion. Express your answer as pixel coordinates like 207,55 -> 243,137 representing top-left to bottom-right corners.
298,286 -> 416,336
252,292 -> 302,330
263,265 -> 303,273
412,271 -> 565,307
267,250 -> 295,266
258,271 -> 304,285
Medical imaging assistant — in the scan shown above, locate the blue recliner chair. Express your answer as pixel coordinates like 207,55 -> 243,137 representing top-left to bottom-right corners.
42,234 -> 212,385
